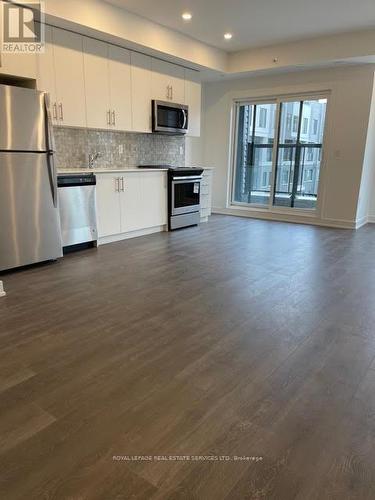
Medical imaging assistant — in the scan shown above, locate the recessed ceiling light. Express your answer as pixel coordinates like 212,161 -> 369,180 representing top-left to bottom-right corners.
224,33 -> 233,40
182,12 -> 192,21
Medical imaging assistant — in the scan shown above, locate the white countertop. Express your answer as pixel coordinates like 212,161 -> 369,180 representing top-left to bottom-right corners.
58,167 -> 169,174
58,166 -> 214,174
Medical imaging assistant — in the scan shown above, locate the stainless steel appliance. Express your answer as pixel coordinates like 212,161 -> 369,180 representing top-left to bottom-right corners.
137,165 -> 204,230
168,167 -> 204,230
57,174 -> 97,250
152,100 -> 188,134
0,85 -> 62,272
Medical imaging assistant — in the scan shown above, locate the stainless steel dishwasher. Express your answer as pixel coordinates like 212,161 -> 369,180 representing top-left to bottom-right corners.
57,173 -> 97,250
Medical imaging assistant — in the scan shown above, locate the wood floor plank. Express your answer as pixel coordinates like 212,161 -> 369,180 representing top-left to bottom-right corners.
1,215 -> 375,499
0,402 -> 55,455
0,354 -> 35,393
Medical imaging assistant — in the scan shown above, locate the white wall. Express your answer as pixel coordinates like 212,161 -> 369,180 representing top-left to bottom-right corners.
197,65 -> 375,228
369,175 -> 375,222
357,73 -> 375,224
230,30 -> 375,75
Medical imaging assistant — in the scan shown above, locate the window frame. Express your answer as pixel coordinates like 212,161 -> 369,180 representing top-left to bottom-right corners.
230,92 -> 330,217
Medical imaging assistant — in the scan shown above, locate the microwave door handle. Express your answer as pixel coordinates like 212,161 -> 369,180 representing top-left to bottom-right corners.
181,109 -> 187,129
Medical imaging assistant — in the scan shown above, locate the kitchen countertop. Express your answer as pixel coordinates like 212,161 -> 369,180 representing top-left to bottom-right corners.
58,166 -> 214,174
57,167 -> 169,174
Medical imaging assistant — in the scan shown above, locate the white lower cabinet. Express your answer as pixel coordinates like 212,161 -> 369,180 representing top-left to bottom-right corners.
119,173 -> 142,233
139,172 -> 168,228
200,170 -> 213,221
96,174 -> 121,237
96,172 -> 167,241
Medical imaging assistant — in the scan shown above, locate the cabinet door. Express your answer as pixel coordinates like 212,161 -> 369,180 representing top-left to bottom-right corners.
83,38 -> 110,130
53,28 -> 86,128
151,59 -> 185,103
120,174 -> 143,233
131,52 -> 152,133
185,69 -> 201,137
140,173 -> 167,228
108,45 -> 132,131
36,25 -> 58,124
96,175 -> 121,237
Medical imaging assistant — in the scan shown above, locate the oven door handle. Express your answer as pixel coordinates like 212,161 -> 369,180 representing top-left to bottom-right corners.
172,176 -> 202,181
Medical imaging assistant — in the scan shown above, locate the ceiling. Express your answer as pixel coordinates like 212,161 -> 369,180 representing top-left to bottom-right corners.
106,0 -> 375,52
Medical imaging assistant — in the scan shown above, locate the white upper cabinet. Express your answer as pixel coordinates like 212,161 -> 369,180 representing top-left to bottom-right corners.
0,21 -> 37,79
35,26 -> 200,134
0,51 -> 36,80
36,25 -> 58,124
185,69 -> 202,137
108,45 -> 132,132
52,28 -> 86,128
151,59 -> 185,104
131,52 -> 152,133
83,38 -> 110,130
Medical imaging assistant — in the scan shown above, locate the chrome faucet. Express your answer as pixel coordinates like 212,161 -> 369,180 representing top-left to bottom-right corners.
88,151 -> 101,169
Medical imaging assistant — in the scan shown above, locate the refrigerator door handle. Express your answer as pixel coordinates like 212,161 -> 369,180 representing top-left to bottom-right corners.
44,93 -> 55,152
47,151 -> 58,208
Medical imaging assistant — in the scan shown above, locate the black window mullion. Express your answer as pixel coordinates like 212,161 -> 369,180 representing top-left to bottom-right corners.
248,105 -> 257,203
291,101 -> 304,208
273,102 -> 283,205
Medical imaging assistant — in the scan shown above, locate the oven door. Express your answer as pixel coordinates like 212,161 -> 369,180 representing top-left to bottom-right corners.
172,177 -> 201,215
153,100 -> 188,134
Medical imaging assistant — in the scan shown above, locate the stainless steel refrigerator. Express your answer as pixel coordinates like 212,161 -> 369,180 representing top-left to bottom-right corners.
0,85 -> 62,272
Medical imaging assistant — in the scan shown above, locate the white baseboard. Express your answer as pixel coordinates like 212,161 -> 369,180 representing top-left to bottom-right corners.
98,225 -> 166,246
355,216 -> 369,229
212,207 -> 357,229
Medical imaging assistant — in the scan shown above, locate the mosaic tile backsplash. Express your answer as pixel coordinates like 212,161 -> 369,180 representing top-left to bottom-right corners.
53,127 -> 185,170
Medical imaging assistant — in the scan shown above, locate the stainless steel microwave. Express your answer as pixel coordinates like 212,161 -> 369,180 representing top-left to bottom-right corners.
152,100 -> 189,134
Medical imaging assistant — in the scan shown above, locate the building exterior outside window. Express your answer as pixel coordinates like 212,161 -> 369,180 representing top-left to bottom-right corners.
233,98 -> 327,209
259,107 -> 267,128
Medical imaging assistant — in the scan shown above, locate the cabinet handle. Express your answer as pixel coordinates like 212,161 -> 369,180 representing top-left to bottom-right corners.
120,177 -> 125,192
112,110 -> 116,126
115,177 -> 119,192
107,110 -> 111,126
52,102 -> 57,120
170,86 -> 173,100
166,86 -> 169,99
58,103 -> 63,121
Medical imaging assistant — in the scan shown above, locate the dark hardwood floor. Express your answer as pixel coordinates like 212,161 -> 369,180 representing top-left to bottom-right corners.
1,214 -> 375,499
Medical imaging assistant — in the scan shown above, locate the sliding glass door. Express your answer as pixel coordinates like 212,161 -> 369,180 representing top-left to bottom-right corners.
273,98 -> 327,209
232,96 -> 328,212
233,102 -> 277,206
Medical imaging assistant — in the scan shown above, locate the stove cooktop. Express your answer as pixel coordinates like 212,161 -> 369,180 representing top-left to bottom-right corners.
137,165 -> 203,171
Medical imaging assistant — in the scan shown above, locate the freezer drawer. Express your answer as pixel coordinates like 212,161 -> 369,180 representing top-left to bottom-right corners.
0,152 -> 62,271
